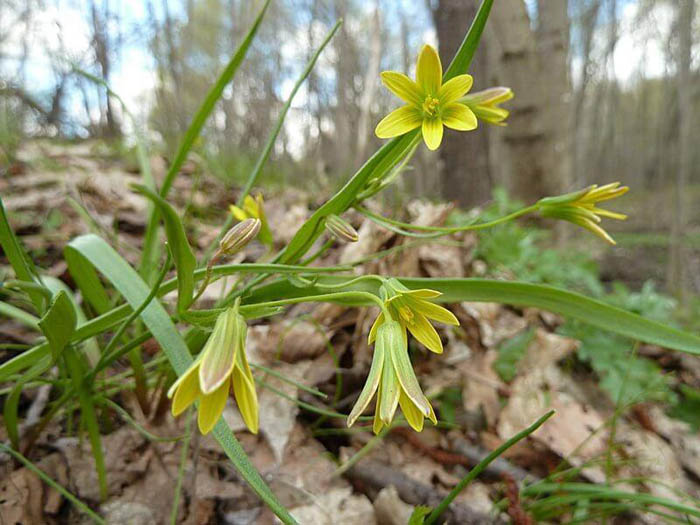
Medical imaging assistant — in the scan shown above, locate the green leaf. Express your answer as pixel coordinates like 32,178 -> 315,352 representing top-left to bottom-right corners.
38,291 -> 77,360
64,234 -> 297,524
140,0 -> 272,280
0,196 -> 45,313
245,276 -> 700,356
132,184 -> 196,313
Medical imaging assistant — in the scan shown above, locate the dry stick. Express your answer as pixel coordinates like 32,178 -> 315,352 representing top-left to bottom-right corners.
345,460 -> 504,525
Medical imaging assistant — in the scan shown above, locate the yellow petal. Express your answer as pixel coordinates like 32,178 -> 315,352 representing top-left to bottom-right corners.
197,380 -> 230,435
347,334 -> 385,427
399,390 -> 425,432
375,105 -> 423,138
407,313 -> 443,354
421,117 -> 443,151
416,44 -> 442,95
170,364 -> 201,416
442,103 -> 478,131
230,205 -> 248,221
381,71 -> 423,106
402,289 -> 442,299
409,299 -> 459,326
438,74 -> 473,105
233,367 -> 259,434
372,393 -> 385,435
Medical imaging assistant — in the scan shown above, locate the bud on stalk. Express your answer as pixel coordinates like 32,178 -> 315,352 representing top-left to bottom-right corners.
325,214 -> 359,243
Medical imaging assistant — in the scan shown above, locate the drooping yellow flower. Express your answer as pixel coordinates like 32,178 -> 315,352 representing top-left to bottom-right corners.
460,87 -> 514,126
369,278 -> 459,355
348,319 -> 437,434
229,194 -> 272,245
375,44 -> 477,151
168,303 -> 258,435
538,182 -> 629,244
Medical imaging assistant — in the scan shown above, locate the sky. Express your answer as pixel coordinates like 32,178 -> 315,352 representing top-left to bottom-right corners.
0,0 -> 680,137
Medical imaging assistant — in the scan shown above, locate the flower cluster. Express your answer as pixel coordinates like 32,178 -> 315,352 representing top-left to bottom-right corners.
169,303 -> 258,435
538,182 -> 629,244
348,279 -> 459,433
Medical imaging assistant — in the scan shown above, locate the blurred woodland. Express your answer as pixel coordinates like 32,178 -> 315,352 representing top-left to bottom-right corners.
1,0 -> 699,295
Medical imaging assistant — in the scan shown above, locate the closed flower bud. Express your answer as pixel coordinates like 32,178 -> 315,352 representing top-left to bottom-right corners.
325,214 -> 359,243
219,218 -> 261,255
460,86 -> 513,126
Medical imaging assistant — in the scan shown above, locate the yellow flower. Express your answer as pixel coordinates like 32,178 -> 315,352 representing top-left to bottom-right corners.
369,278 -> 459,355
460,87 -> 513,126
229,194 -> 272,245
348,319 -> 437,434
375,44 -> 477,151
538,182 -> 629,245
168,304 -> 258,435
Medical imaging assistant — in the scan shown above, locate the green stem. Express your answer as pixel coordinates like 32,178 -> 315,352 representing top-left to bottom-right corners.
246,291 -> 389,319
356,203 -> 539,235
425,410 -> 555,525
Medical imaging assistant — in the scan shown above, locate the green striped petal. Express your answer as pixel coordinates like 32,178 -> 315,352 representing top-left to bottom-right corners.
376,105 -> 423,138
389,335 -> 431,417
381,71 -> 423,106
347,333 -> 385,427
368,312 -> 384,344
421,117 -> 443,151
442,103 -> 477,131
379,345 -> 400,425
232,331 -> 259,434
438,74 -> 473,105
199,308 -> 239,394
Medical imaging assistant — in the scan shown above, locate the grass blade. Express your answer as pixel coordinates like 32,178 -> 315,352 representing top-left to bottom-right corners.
140,0 -> 272,279
425,410 -> 555,524
64,233 -> 297,524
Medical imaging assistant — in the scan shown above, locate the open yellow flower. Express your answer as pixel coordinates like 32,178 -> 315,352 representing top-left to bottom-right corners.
369,278 -> 459,355
538,182 -> 629,245
230,194 -> 272,245
168,304 -> 258,435
348,320 -> 437,433
460,86 -> 514,126
375,44 -> 477,151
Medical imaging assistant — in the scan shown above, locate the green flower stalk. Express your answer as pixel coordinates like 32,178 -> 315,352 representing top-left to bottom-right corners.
168,302 -> 258,434
369,278 -> 459,355
348,319 -> 437,434
375,44 -> 477,151
460,86 -> 513,126
538,182 -> 629,244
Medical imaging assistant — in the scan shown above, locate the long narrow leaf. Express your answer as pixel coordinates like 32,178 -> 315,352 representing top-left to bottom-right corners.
243,276 -> 700,356
140,0 -> 272,279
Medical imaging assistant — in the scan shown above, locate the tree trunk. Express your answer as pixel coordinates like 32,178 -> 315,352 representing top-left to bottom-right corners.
433,0 -> 492,209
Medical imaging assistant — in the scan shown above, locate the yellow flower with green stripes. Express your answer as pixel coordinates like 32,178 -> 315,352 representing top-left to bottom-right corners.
538,182 -> 629,245
168,304 -> 258,435
348,319 -> 437,434
369,278 -> 459,355
375,44 -> 477,151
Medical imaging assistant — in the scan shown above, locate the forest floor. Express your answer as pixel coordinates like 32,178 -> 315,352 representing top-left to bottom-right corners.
1,140 -> 699,524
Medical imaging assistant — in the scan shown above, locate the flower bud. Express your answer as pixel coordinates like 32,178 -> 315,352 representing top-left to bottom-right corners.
325,214 -> 359,243
460,87 -> 513,126
219,218 -> 261,255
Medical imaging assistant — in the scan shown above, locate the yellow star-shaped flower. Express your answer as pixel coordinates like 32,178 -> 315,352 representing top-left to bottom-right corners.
375,44 -> 477,151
